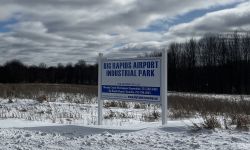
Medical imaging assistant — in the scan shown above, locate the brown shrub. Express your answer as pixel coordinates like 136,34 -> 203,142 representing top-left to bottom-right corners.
36,95 -> 48,103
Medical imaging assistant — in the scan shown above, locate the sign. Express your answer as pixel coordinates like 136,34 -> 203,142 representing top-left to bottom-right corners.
97,50 -> 168,125
101,58 -> 161,102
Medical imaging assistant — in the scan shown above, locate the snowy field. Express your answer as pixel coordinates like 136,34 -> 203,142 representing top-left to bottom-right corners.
0,95 -> 250,149
1,119 -> 250,150
169,92 -> 250,101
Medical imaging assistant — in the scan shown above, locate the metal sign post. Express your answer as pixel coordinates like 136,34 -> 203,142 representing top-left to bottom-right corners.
98,53 -> 103,125
161,49 -> 168,125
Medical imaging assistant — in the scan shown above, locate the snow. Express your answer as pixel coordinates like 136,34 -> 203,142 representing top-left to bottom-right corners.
0,98 -> 162,126
0,97 -> 250,149
0,119 -> 250,150
0,118 -> 63,128
169,91 -> 250,101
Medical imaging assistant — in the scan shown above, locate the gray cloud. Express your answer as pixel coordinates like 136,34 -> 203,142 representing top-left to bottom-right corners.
0,0 -> 248,66
165,1 -> 250,41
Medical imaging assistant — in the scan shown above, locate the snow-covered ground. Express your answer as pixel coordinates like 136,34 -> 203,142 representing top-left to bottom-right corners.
0,98 -> 160,126
169,91 -> 250,101
1,119 -> 250,150
0,97 -> 250,149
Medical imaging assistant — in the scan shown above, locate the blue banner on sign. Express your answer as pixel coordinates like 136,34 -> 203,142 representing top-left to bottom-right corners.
102,85 -> 160,96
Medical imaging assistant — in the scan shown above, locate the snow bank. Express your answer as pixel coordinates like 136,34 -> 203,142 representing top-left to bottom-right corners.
0,122 -> 250,150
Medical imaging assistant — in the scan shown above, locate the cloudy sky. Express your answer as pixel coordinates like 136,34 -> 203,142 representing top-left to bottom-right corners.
0,0 -> 249,66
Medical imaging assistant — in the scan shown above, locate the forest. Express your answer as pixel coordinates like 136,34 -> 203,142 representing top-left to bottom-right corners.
168,32 -> 250,94
0,60 -> 98,85
0,32 -> 250,94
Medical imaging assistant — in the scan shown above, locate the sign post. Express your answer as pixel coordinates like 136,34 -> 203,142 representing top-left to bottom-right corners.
98,51 -> 167,125
161,49 -> 168,125
98,53 -> 103,125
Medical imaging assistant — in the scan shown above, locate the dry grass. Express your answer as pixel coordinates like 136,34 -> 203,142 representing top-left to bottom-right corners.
0,83 -> 97,101
168,95 -> 250,130
1,83 -> 250,128
168,95 -> 250,117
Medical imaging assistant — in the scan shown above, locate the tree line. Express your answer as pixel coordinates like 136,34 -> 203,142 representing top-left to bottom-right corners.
0,32 -> 250,94
167,32 -> 250,94
0,60 -> 98,85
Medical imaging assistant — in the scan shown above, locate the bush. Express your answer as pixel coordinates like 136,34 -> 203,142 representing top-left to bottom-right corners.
141,110 -> 160,122
104,101 -> 128,108
191,114 -> 221,131
36,95 -> 48,103
8,98 -> 13,103
230,114 -> 250,131
134,103 -> 141,109
202,114 -> 221,129
104,110 -> 116,119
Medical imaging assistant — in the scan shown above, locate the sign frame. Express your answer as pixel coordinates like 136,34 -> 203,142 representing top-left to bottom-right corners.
98,50 -> 168,125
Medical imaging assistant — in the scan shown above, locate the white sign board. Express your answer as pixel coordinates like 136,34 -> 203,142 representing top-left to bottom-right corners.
101,58 -> 161,103
98,50 -> 168,125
